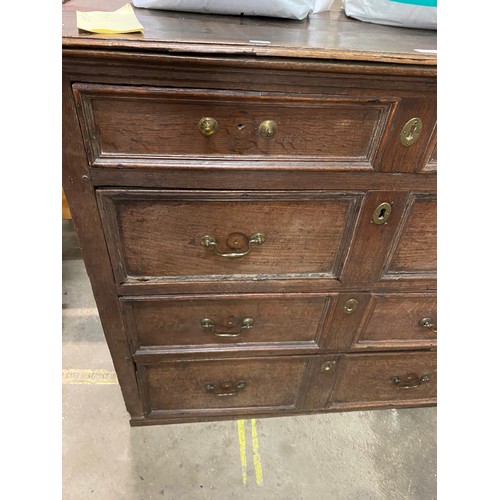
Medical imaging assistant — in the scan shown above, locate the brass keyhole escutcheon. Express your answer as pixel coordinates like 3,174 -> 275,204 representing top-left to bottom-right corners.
372,202 -> 392,225
343,299 -> 358,315
258,120 -> 278,139
321,360 -> 337,373
400,117 -> 422,146
198,117 -> 219,137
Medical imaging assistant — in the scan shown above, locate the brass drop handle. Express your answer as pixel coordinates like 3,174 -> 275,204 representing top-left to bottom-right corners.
201,317 -> 254,337
258,120 -> 278,139
198,116 -> 218,137
201,232 -> 266,258
392,373 -> 430,390
419,317 -> 437,334
205,380 -> 246,397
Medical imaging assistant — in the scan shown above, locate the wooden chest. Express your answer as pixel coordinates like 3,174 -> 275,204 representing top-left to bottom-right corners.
62,0 -> 437,426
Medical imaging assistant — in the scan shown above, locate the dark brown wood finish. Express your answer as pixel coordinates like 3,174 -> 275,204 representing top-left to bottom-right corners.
383,193 -> 437,280
62,75 -> 143,418
62,0 -> 436,425
351,293 -> 437,350
331,352 -> 437,406
62,0 -> 437,65
74,84 -> 396,169
138,356 -> 312,416
97,189 -> 363,284
121,293 -> 335,352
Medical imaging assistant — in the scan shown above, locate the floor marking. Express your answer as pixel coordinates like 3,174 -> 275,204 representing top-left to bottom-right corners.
61,307 -> 99,318
62,369 -> 118,385
251,419 -> 264,486
237,420 -> 248,486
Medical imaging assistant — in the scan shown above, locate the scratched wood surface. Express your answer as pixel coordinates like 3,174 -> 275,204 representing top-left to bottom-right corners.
62,0 -> 436,64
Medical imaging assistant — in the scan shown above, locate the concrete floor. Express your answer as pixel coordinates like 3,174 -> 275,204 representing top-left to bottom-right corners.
62,220 -> 436,500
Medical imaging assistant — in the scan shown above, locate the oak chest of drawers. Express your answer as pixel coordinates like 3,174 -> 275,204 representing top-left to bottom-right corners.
62,0 -> 437,426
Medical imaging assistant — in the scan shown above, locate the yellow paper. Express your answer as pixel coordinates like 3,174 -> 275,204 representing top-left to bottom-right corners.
76,3 -> 144,34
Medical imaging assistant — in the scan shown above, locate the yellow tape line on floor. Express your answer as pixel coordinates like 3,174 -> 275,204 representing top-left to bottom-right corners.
237,420 -> 248,485
62,369 -> 118,385
251,419 -> 264,486
237,419 -> 264,487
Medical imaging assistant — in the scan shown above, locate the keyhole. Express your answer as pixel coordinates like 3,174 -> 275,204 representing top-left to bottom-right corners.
407,122 -> 418,141
378,208 -> 386,220
400,117 -> 422,146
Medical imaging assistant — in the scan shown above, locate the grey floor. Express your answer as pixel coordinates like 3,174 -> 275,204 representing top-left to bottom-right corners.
62,220 -> 436,500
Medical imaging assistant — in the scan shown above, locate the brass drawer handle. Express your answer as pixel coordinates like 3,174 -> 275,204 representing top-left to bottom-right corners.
201,232 -> 266,258
392,373 -> 430,390
258,120 -> 278,139
201,317 -> 254,337
205,380 -> 246,397
419,317 -> 437,334
198,116 -> 218,137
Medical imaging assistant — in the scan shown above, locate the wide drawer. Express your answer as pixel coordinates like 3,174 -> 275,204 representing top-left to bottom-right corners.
331,352 -> 436,406
73,84 -> 397,169
137,356 -> 312,414
122,293 -> 334,352
97,189 -> 362,285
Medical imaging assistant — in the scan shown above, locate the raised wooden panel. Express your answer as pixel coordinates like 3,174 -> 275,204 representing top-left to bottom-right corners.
121,293 -> 334,351
138,356 -> 310,414
332,352 -> 436,405
74,84 -> 397,169
97,190 -> 363,286
340,190 -> 411,284
383,193 -> 436,280
376,97 -> 436,173
63,0 -> 437,426
419,123 -> 437,174
353,293 -> 437,350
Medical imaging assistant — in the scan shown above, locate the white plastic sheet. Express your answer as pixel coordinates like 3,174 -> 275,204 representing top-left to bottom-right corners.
132,0 -> 332,20
343,0 -> 436,30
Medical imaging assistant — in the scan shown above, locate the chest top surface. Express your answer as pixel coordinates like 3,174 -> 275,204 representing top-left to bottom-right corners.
62,0 -> 437,66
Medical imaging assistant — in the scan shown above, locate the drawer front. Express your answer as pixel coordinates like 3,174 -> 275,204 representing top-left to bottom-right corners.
332,352 -> 436,406
383,193 -> 437,280
98,190 -> 362,284
122,294 -> 334,351
74,84 -> 397,169
138,356 -> 310,414
353,293 -> 437,350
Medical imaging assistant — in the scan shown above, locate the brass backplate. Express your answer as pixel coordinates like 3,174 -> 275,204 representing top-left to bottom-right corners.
258,120 -> 278,139
400,117 -> 422,147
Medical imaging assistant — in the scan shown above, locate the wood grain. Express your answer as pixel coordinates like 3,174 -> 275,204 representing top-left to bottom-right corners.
97,189 -> 362,283
121,293 -> 333,350
383,193 -> 437,279
332,352 -> 437,405
74,84 -> 396,168
139,356 -> 310,414
62,0 -> 436,65
62,74 -> 144,418
62,0 -> 437,426
353,293 -> 437,350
